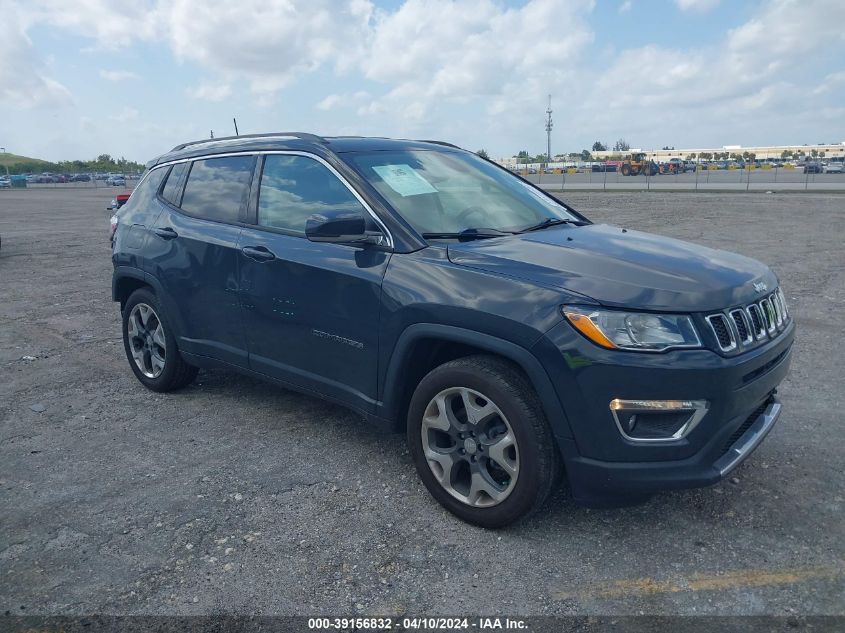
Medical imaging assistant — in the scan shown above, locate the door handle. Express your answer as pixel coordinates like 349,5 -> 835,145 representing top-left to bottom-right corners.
241,245 -> 276,262
153,227 -> 178,239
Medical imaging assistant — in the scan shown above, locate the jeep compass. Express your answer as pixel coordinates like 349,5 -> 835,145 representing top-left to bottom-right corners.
110,133 -> 794,527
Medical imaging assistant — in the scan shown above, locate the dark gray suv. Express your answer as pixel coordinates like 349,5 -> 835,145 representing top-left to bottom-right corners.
110,133 -> 794,527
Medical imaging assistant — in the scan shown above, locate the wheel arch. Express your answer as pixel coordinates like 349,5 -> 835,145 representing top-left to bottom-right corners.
112,266 -> 153,310
112,268 -> 180,333
379,324 -> 573,440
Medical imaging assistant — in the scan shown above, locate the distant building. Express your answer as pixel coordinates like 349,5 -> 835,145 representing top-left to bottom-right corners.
496,142 -> 845,167
594,143 -> 845,161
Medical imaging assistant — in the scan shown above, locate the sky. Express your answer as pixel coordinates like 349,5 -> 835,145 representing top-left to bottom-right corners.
1,0 -> 844,163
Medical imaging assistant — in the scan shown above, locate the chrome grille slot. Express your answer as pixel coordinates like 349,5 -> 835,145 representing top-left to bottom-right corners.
706,314 -> 736,351
746,304 -> 766,339
771,292 -> 784,327
760,298 -> 776,334
776,288 -> 789,318
730,309 -> 752,344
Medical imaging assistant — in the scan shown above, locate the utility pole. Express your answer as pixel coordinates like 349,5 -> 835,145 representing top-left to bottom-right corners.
545,95 -> 553,166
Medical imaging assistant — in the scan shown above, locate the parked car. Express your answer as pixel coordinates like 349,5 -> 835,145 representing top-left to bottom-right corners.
659,158 -> 686,174
823,162 -> 843,174
106,175 -> 126,186
110,133 -> 794,527
804,162 -> 823,174
71,173 -> 91,182
0,177 -> 10,189
107,193 -> 132,211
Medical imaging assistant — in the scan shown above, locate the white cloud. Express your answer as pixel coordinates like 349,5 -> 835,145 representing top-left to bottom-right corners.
317,94 -> 343,111
577,0 -> 845,145
188,82 -> 232,102
0,1 -> 72,108
813,71 -> 845,95
21,0 -> 160,48
110,107 -> 139,122
360,0 -> 594,124
317,91 -> 371,111
674,0 -> 720,12
99,69 -> 138,81
619,0 -> 632,13
159,0 -> 373,98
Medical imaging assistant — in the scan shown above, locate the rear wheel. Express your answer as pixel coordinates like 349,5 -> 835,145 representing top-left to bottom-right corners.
621,164 -> 631,176
407,356 -> 560,528
122,288 -> 197,392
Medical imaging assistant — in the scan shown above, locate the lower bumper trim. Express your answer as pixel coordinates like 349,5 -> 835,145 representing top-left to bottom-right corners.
713,400 -> 782,476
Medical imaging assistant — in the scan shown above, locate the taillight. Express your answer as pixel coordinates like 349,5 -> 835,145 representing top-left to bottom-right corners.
110,214 -> 119,242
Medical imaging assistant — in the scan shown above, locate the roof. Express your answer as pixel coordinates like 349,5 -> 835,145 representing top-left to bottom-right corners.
148,133 -> 462,168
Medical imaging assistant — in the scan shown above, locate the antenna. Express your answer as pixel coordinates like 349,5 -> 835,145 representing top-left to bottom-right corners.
233,118 -> 239,136
545,95 -> 553,165
210,130 -> 214,139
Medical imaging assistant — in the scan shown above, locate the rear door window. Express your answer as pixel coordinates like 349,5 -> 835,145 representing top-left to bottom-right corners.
180,155 -> 256,224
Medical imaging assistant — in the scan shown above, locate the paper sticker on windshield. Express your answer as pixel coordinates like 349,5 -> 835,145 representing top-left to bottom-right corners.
519,179 -> 553,204
372,164 -> 437,197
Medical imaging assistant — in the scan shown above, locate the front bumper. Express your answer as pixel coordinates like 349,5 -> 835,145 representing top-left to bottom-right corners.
560,395 -> 781,505
533,319 -> 794,504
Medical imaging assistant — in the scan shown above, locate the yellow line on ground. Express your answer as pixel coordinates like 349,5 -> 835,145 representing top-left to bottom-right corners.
556,561 -> 845,601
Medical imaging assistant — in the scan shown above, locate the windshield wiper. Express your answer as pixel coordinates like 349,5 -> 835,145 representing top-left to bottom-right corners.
421,228 -> 514,241
517,218 -> 585,233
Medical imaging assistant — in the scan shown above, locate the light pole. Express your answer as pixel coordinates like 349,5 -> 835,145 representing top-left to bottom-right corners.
544,95 -> 553,167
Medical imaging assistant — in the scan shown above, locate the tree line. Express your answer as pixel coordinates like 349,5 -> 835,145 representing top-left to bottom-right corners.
3,154 -> 145,176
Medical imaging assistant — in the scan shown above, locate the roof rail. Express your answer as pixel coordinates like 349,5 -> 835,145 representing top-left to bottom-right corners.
415,139 -> 462,149
170,132 -> 326,152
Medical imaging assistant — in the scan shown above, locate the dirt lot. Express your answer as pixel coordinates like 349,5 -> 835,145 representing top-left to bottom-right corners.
1,188 -> 843,616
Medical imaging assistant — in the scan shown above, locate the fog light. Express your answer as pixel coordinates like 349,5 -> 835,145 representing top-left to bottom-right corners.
609,399 -> 709,442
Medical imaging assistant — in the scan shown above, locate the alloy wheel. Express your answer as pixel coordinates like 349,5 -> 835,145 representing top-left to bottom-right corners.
127,303 -> 167,378
421,387 -> 519,508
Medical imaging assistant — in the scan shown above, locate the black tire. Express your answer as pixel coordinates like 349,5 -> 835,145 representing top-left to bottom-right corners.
122,288 -> 198,392
407,355 -> 561,528
620,164 -> 631,176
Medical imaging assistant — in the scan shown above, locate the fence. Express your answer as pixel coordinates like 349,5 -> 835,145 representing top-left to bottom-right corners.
520,165 -> 845,192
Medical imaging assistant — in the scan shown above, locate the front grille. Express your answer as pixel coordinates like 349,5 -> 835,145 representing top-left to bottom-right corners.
706,289 -> 790,353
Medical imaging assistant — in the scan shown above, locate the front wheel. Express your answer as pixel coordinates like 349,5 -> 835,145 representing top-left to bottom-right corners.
407,356 -> 560,528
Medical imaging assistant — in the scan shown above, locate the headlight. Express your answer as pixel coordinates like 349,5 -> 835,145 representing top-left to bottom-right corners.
563,307 -> 701,352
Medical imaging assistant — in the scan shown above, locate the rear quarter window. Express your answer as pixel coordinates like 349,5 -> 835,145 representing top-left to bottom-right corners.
160,162 -> 188,206
179,155 -> 256,224
120,168 -> 167,214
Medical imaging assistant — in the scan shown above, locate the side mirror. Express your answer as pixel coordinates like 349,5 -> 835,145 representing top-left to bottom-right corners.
305,210 -> 382,245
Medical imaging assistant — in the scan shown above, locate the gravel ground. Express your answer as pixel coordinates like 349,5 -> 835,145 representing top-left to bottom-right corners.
0,188 -> 843,617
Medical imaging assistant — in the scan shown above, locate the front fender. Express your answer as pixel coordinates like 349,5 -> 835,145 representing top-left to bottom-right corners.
378,323 -> 574,441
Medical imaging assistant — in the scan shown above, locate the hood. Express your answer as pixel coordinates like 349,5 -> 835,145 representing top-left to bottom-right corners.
447,224 -> 777,312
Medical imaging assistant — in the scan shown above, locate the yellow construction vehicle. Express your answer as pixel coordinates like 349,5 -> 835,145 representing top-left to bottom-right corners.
619,153 -> 658,176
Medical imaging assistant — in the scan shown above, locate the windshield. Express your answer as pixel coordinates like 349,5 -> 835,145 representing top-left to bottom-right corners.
344,149 -> 580,236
